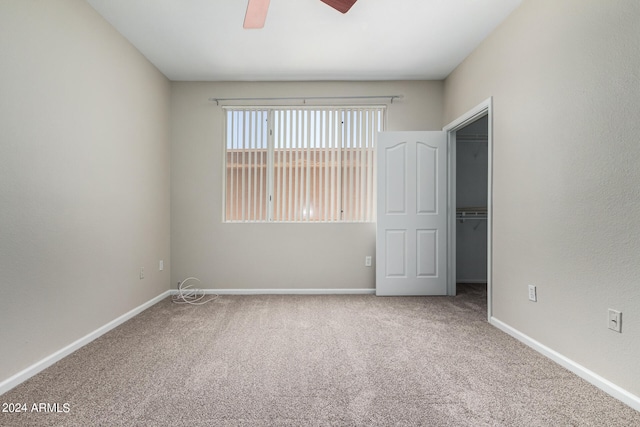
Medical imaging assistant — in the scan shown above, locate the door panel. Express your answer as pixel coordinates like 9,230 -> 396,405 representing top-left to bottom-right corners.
385,230 -> 406,277
384,143 -> 407,214
417,229 -> 438,277
417,142 -> 438,214
376,131 -> 447,296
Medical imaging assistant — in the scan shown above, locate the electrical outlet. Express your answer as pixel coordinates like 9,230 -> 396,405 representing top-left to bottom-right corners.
608,309 -> 622,333
139,267 -> 145,279
159,260 -> 164,271
365,256 -> 372,267
528,285 -> 537,302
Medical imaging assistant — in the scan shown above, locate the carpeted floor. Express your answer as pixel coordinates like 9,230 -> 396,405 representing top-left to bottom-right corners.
1,284 -> 639,426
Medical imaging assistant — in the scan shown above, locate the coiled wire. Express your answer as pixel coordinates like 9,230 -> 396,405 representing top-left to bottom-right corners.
172,277 -> 218,305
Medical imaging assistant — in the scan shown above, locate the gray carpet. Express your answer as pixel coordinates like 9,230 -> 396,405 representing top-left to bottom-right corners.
2,285 -> 639,426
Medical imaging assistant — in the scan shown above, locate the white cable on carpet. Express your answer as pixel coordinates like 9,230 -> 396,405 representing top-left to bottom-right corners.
172,277 -> 218,305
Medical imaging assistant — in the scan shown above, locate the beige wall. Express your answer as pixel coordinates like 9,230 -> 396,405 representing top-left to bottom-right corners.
444,0 -> 640,395
0,0 -> 171,383
171,81 -> 443,290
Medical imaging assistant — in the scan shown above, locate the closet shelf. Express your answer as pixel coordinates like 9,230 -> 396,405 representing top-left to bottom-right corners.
456,133 -> 488,143
456,207 -> 487,221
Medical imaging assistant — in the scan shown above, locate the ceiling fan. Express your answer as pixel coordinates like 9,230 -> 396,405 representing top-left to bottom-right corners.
244,0 -> 358,29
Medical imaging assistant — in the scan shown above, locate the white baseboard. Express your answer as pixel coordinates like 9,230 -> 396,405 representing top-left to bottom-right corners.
170,288 -> 376,295
0,290 -> 171,396
490,317 -> 640,412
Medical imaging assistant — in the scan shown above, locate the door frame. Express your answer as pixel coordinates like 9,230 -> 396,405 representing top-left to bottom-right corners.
443,97 -> 493,321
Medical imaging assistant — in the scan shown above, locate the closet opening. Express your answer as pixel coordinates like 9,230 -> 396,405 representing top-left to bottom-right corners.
455,116 -> 488,300
444,97 -> 493,320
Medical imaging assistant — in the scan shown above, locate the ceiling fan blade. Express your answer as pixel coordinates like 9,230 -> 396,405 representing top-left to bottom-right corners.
320,0 -> 358,14
243,0 -> 270,29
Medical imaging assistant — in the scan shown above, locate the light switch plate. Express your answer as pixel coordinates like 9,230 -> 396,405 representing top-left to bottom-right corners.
608,309 -> 622,333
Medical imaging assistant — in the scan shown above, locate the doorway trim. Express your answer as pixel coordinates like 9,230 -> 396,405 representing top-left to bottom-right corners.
443,97 -> 493,321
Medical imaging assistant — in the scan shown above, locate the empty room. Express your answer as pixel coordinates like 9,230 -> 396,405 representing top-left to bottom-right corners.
1,0 -> 639,425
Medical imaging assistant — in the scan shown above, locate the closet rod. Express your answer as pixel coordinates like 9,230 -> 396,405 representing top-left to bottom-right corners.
208,95 -> 403,106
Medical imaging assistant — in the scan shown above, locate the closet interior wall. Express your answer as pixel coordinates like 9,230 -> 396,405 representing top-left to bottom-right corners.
456,116 -> 488,284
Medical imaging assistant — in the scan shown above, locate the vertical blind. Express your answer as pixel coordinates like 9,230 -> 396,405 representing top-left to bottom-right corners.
225,106 -> 385,222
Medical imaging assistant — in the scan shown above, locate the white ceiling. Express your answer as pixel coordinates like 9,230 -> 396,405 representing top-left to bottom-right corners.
86,0 -> 522,81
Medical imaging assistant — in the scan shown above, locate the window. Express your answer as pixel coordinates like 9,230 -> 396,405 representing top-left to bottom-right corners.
225,106 -> 385,222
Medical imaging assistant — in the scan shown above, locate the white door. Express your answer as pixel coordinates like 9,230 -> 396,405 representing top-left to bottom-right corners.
376,131 -> 447,296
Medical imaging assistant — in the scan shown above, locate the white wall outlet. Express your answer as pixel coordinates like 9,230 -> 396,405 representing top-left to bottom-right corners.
365,256 -> 372,267
608,309 -> 622,333
139,267 -> 145,279
159,260 -> 164,271
528,285 -> 537,302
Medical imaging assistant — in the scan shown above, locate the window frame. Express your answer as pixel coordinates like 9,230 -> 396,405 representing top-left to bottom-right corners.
223,105 -> 386,223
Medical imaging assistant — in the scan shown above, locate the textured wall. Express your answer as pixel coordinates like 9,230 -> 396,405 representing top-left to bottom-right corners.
170,81 -> 443,291
0,0 -> 171,383
444,0 -> 640,396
